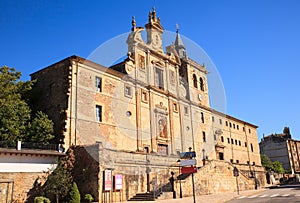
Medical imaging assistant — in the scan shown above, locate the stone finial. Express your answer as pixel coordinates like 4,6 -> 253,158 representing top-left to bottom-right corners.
131,16 -> 136,31
176,23 -> 179,33
152,6 -> 156,13
149,6 -> 157,21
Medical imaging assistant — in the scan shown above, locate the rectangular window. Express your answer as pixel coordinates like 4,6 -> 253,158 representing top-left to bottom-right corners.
184,106 -> 189,115
155,67 -> 164,90
249,128 -> 251,133
226,121 -> 228,126
251,143 -> 254,152
212,116 -> 215,122
142,91 -> 148,103
235,140 -> 238,145
203,131 -> 206,142
237,125 -> 239,130
236,160 -> 239,164
245,142 -> 247,147
96,105 -> 102,122
173,102 -> 178,112
233,124 -> 235,129
231,139 -> 234,144
239,140 -> 241,146
227,138 -> 230,144
219,152 -> 224,160
219,119 -> 222,125
125,85 -> 132,97
221,136 -> 224,142
229,122 -> 232,128
201,112 -> 205,123
95,77 -> 102,92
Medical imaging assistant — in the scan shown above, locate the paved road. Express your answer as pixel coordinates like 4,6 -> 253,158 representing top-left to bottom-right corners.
226,185 -> 300,203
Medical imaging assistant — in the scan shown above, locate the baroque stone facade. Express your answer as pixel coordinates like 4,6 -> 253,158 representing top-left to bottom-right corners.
31,8 -> 264,202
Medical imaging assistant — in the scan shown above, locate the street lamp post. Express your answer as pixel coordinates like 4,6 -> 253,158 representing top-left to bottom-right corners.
177,160 -> 183,198
202,149 -> 205,166
253,163 -> 258,190
189,147 -> 196,203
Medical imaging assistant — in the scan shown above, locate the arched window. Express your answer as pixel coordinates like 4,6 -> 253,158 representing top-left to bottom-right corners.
192,74 -> 198,88
199,77 -> 204,91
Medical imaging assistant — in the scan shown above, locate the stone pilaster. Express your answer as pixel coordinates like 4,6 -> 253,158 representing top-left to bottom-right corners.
136,88 -> 142,151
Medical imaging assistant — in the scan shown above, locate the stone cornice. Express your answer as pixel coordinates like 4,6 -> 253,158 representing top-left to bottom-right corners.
0,148 -> 65,157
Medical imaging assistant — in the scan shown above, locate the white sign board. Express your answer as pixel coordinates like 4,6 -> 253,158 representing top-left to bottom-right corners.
104,170 -> 112,191
180,159 -> 197,166
115,174 -> 123,190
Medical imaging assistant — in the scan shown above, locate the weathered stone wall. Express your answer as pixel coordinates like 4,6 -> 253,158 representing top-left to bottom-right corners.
31,57 -> 72,145
72,146 -> 100,202
175,160 -> 263,197
0,172 -> 45,203
260,139 -> 290,170
74,144 -> 266,202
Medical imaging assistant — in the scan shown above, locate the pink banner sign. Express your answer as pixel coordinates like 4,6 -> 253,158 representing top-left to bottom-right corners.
115,174 -> 123,190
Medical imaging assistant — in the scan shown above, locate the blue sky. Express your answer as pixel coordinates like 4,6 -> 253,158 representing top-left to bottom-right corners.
1,0 -> 300,141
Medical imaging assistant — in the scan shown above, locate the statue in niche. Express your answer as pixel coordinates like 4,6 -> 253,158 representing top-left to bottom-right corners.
139,55 -> 145,69
158,117 -> 168,138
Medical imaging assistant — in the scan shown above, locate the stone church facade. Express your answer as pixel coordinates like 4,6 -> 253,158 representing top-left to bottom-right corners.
31,9 -> 264,202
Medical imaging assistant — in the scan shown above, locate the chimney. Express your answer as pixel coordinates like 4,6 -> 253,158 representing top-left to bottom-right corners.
17,141 -> 21,150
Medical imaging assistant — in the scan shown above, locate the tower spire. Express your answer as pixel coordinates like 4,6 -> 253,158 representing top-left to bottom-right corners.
174,24 -> 186,58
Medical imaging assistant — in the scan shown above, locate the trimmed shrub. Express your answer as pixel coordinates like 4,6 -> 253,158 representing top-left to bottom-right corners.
67,182 -> 81,203
84,194 -> 94,202
34,196 -> 51,203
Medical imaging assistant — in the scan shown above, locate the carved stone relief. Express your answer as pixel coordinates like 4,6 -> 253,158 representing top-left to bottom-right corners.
138,55 -> 145,70
157,115 -> 168,139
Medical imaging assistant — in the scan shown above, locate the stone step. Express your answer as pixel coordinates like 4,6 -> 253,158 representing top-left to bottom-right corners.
128,192 -> 162,201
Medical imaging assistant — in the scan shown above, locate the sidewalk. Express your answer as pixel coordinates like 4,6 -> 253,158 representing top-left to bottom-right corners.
121,189 -> 266,203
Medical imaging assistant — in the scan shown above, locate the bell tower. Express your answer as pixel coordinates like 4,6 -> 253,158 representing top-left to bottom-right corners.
145,7 -> 164,51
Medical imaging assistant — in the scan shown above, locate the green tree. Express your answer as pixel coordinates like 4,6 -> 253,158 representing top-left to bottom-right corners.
273,161 -> 285,174
67,182 -> 81,203
260,154 -> 274,171
28,111 -> 55,144
43,148 -> 75,203
0,66 -> 55,144
0,66 -> 33,142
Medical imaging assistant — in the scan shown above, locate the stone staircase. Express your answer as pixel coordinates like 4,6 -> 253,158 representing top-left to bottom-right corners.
128,191 -> 162,201
128,160 -> 259,201
128,173 -> 191,201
